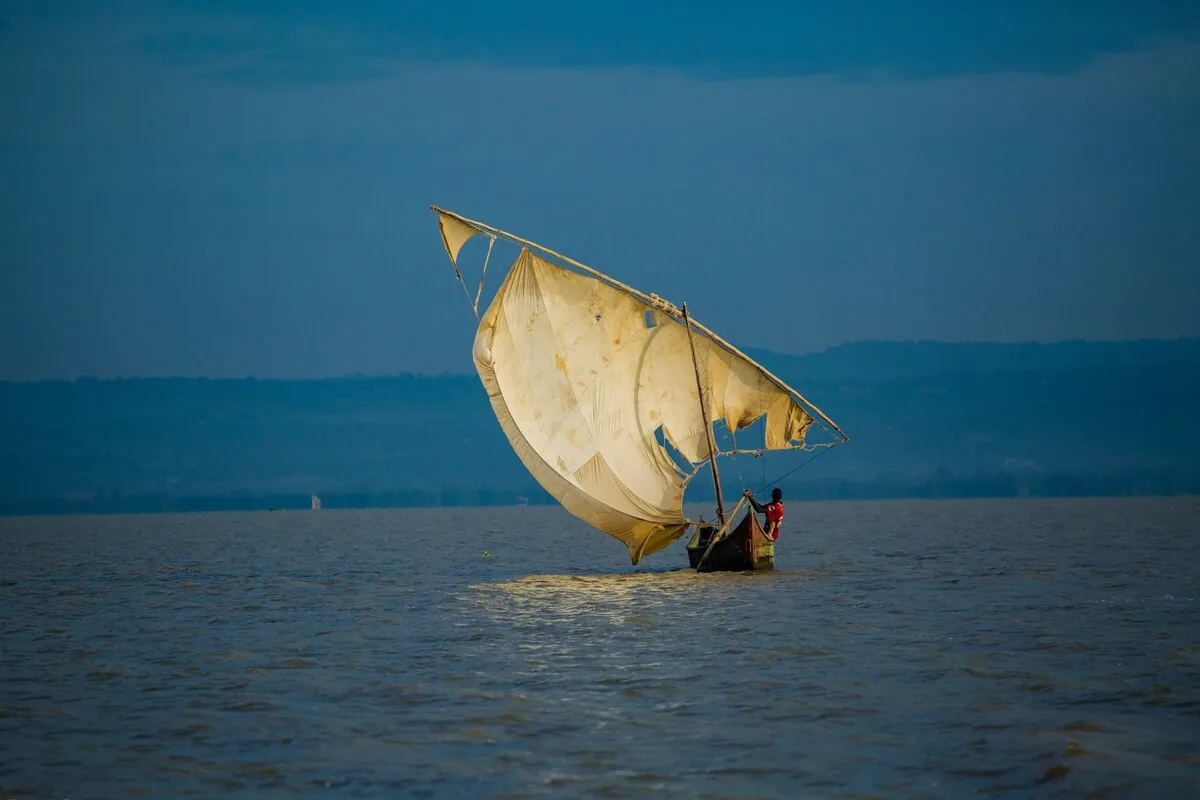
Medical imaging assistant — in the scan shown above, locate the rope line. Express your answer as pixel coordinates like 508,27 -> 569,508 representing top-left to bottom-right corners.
472,235 -> 497,316
760,443 -> 835,491
456,267 -> 475,310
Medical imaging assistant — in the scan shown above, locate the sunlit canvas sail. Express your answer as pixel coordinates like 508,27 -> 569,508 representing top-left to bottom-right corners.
433,207 -> 846,564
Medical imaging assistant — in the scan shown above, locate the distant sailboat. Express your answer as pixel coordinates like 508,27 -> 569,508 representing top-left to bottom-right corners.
311,494 -> 321,511
432,206 -> 848,571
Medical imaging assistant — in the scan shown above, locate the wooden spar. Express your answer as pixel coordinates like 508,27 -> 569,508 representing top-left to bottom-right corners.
682,303 -> 726,527
429,205 -> 849,443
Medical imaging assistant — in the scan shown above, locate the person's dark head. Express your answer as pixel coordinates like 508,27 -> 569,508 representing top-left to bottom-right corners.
771,487 -> 782,502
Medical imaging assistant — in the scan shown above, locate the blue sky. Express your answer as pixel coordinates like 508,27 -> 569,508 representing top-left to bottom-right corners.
1,1 -> 1198,379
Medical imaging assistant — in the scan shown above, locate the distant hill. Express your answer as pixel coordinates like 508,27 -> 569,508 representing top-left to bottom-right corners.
1,339 -> 1198,514
744,337 -> 1200,383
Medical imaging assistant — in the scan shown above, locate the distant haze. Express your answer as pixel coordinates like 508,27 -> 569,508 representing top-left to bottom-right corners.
2,340 -> 1196,514
1,3 -> 1198,380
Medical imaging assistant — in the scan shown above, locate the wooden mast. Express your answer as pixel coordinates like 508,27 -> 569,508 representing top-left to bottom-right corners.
682,303 -> 726,527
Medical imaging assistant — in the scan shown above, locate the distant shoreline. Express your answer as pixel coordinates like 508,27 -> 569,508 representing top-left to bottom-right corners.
4,473 -> 1196,517
3,339 -> 1196,519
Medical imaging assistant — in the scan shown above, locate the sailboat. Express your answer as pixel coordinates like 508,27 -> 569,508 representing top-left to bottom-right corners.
432,206 -> 848,572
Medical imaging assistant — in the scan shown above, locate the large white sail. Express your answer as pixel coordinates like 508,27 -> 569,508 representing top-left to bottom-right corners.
436,209 -> 837,564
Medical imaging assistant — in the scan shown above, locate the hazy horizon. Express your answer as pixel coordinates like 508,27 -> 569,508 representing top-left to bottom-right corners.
3,338 -> 1196,514
0,334 -> 1195,383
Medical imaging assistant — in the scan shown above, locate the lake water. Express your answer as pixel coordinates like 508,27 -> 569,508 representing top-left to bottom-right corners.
2,497 -> 1198,798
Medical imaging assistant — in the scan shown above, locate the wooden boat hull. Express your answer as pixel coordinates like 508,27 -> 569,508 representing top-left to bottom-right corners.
686,511 -> 775,572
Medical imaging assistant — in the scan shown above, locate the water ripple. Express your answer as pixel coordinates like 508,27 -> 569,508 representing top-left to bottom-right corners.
1,497 -> 1198,797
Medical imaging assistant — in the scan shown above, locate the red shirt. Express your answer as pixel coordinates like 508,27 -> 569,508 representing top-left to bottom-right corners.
765,501 -> 784,541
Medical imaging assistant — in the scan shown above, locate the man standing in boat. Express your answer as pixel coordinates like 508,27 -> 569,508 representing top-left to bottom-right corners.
744,487 -> 784,541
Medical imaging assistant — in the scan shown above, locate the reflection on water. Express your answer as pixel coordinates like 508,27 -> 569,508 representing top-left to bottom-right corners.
472,568 -> 764,610
1,497 -> 1198,798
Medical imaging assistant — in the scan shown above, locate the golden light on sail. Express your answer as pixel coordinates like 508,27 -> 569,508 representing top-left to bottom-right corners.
473,247 -> 814,564
438,212 -> 481,269
432,206 -> 843,565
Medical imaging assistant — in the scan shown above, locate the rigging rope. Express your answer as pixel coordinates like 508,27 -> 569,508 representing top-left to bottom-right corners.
472,235 -> 497,316
451,233 -> 498,319
760,443 -> 835,492
455,266 -> 475,310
